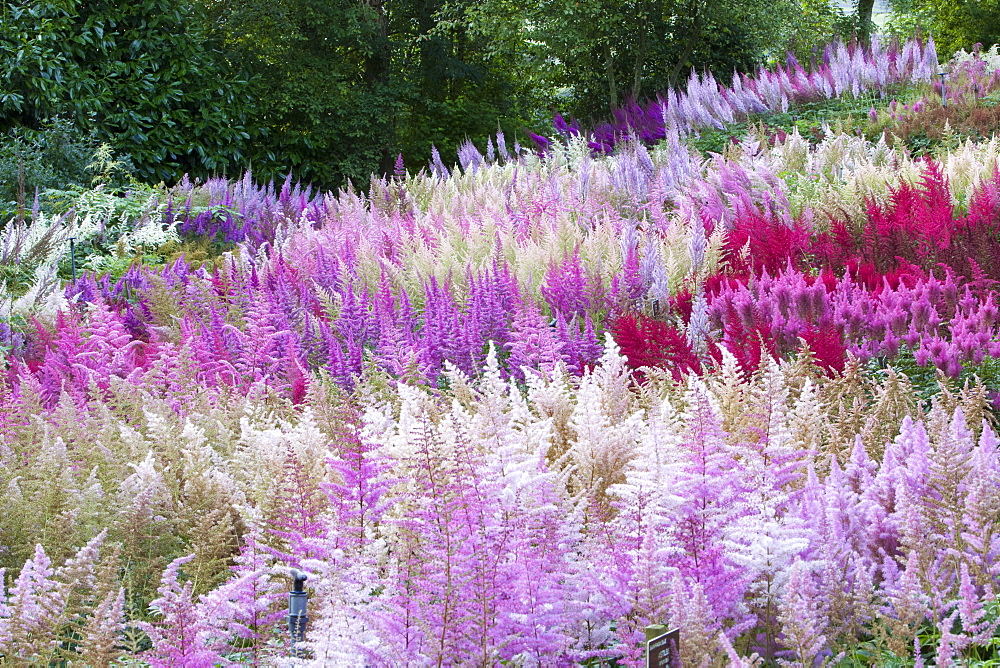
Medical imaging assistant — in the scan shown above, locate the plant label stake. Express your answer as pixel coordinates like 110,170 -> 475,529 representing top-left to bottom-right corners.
646,626 -> 680,668
938,71 -> 948,107
289,570 -> 308,657
69,237 -> 77,285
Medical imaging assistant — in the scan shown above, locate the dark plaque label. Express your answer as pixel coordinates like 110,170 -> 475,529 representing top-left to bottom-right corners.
646,628 -> 680,668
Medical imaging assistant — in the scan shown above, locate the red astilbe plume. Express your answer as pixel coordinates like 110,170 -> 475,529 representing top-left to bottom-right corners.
952,165 -> 1000,281
799,324 -> 847,376
722,211 -> 811,276
862,160 -> 955,272
608,313 -> 701,381
719,309 -> 777,379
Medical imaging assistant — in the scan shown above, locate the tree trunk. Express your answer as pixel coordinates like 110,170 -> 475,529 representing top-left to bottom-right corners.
668,1 -> 704,88
362,0 -> 396,177
605,39 -> 619,110
857,0 -> 875,46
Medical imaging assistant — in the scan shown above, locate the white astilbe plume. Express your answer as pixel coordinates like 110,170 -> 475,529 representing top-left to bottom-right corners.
568,368 -> 643,497
666,574 -> 718,667
296,557 -> 380,666
119,451 -> 172,525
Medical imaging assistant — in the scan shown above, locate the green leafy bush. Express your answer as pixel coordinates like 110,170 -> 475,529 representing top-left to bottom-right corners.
0,0 -> 251,184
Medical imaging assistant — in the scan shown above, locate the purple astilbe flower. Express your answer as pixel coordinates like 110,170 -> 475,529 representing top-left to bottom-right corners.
527,132 -> 553,153
231,296 -> 288,388
374,403 -> 489,664
555,312 -> 603,375
418,277 -> 465,379
463,350 -> 580,662
140,555 -> 227,668
80,587 -> 126,664
468,261 -> 520,356
934,611 -> 965,666
718,630 -> 764,667
496,130 -> 511,162
373,279 -> 429,380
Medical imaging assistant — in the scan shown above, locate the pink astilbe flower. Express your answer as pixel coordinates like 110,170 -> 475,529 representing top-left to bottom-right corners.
0,544 -> 64,661
776,559 -> 828,666
140,555 -> 228,668
197,520 -> 286,665
506,300 -> 567,381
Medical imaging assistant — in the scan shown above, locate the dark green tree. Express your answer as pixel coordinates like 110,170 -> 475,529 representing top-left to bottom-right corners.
0,0 -> 252,182
207,0 -> 400,189
462,0 -> 804,120
209,0 -> 542,187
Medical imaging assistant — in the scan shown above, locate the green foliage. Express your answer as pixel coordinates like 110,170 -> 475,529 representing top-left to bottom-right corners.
0,117 -> 97,222
209,0 -> 542,189
866,347 -> 1000,414
887,0 -> 1000,54
0,0 -> 252,183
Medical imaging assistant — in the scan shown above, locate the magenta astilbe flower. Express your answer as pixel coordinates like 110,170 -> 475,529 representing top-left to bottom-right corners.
541,249 -> 602,318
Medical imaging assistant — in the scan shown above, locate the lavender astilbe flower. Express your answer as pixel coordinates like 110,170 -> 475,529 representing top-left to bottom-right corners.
457,139 -> 485,174
568,37 -> 935,154
496,130 -> 511,162
0,544 -> 63,662
429,146 -> 450,179
669,379 -> 754,634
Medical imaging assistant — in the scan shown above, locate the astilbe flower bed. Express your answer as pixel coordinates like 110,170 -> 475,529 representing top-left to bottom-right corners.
3,38 -> 1000,666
